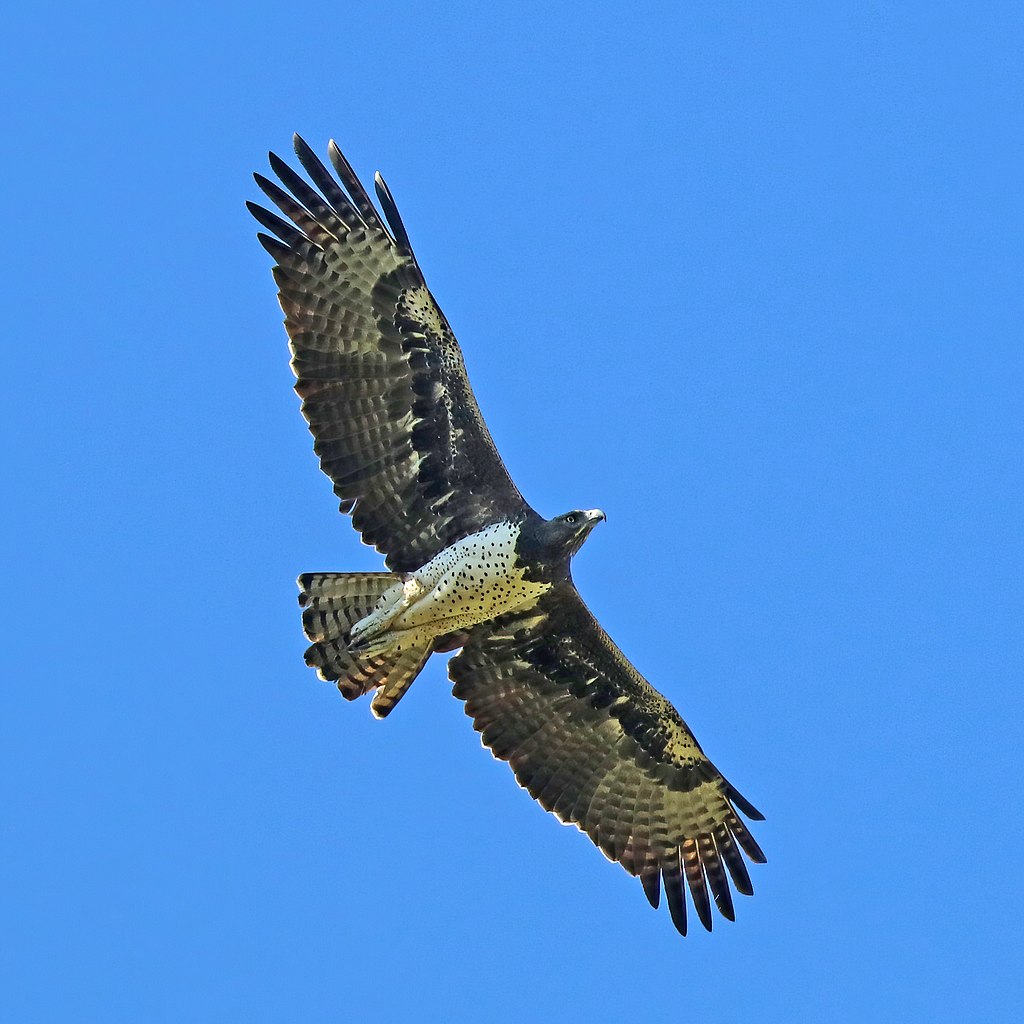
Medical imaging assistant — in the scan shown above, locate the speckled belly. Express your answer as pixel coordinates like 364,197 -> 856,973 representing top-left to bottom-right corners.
392,520 -> 550,632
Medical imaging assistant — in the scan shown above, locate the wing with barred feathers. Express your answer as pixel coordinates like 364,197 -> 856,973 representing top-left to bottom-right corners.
448,583 -> 766,936
249,136 -> 530,572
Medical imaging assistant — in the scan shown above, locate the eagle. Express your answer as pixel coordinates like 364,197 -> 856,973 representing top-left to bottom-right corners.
249,136 -> 766,937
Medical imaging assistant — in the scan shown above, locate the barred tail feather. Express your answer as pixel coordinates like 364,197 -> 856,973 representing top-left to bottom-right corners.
297,572 -> 433,718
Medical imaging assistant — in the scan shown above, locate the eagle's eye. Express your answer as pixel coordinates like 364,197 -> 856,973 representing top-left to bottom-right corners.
565,513 -> 577,524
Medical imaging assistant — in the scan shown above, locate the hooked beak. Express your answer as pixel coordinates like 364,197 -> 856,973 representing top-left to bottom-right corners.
568,508 -> 606,556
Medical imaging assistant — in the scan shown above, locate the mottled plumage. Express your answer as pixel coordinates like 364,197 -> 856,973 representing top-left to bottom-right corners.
249,136 -> 527,573
250,136 -> 766,937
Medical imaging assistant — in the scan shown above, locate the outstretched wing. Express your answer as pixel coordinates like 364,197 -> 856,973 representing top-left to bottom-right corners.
448,583 -> 766,936
249,136 -> 530,572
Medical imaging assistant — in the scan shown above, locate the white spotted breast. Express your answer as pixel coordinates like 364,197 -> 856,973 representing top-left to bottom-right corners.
391,520 -> 549,631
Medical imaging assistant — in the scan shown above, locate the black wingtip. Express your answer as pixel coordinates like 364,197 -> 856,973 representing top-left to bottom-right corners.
731,818 -> 768,865
292,133 -> 318,168
252,172 -> 281,203
662,865 -> 688,936
715,826 -> 755,897
291,135 -> 320,175
374,171 -> 413,254
692,892 -> 716,933
326,139 -> 349,172
256,232 -> 292,262
267,150 -> 293,183
710,882 -> 736,922
327,139 -> 387,235
640,869 -> 661,910
727,783 -> 766,821
247,201 -> 305,246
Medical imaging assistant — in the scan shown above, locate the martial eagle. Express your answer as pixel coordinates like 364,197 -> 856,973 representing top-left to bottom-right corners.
249,136 -> 766,937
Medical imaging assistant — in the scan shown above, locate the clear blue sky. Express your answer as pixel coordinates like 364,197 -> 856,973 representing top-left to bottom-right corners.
3,2 -> 1022,1021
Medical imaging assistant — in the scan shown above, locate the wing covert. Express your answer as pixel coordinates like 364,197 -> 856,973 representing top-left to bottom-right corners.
249,136 -> 530,571
448,584 -> 766,935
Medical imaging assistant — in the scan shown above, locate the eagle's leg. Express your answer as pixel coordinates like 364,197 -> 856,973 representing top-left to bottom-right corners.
349,574 -> 426,648
351,609 -> 485,658
348,625 -> 416,656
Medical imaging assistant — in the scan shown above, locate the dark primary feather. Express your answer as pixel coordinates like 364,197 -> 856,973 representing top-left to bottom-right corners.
250,135 -> 530,571
449,584 -> 766,935
327,140 -> 389,234
373,171 -> 413,254
291,135 -> 356,227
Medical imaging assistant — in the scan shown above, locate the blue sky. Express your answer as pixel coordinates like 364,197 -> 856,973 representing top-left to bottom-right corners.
3,2 -> 1022,1021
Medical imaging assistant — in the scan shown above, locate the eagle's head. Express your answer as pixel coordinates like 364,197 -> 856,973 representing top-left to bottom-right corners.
540,508 -> 607,560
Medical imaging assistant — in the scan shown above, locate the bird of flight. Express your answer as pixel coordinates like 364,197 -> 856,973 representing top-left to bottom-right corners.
249,136 -> 766,937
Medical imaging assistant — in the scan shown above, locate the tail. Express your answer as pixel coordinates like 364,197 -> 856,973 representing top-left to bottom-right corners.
297,572 -> 434,718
